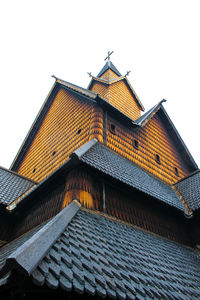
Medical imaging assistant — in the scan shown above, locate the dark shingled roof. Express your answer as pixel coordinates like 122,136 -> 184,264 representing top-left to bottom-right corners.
135,100 -> 166,126
97,61 -> 122,78
175,171 -> 200,211
1,201 -> 200,299
75,142 -> 184,211
0,167 -> 35,206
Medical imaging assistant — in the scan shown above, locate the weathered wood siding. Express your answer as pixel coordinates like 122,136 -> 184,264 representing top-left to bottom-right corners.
17,88 -> 103,182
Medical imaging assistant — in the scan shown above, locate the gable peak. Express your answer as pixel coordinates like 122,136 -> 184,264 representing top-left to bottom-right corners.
97,60 -> 122,79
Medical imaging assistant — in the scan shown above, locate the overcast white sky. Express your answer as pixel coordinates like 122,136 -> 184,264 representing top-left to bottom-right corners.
0,0 -> 200,169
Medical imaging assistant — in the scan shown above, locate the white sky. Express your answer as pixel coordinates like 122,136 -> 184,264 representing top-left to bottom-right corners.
0,0 -> 199,169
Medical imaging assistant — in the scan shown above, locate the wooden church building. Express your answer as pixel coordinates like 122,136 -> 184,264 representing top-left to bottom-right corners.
0,53 -> 200,299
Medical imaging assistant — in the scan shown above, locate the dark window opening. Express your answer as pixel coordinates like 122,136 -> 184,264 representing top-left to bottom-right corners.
155,154 -> 161,164
52,151 -> 56,156
175,167 -> 179,176
77,129 -> 82,134
110,124 -> 116,134
133,139 -> 139,150
33,168 -> 36,173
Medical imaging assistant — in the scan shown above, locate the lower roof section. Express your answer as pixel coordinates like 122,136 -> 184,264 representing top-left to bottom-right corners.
76,141 -> 185,212
0,166 -> 35,206
0,201 -> 200,299
175,170 -> 200,211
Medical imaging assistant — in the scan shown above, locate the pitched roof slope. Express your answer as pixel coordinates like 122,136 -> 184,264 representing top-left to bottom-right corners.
1,202 -> 200,299
0,167 -> 35,206
175,170 -> 200,211
74,141 -> 185,211
88,77 -> 144,120
135,99 -> 166,126
97,61 -> 122,78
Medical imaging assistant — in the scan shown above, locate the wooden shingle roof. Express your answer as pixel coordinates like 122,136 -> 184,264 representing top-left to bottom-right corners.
1,201 -> 200,299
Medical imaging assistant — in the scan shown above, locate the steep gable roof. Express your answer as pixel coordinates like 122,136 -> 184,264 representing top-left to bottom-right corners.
10,79 -> 138,173
135,101 -> 198,171
135,99 -> 167,126
97,60 -> 122,78
88,76 -> 144,113
1,201 -> 200,299
10,75 -> 197,183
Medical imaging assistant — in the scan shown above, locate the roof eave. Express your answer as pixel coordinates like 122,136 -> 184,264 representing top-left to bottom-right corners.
0,201 -> 81,277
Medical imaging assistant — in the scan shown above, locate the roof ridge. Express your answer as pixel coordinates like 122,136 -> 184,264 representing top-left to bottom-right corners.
70,138 -> 98,159
56,77 -> 98,101
88,76 -> 145,112
135,99 -> 167,126
97,60 -> 122,78
0,200 -> 80,277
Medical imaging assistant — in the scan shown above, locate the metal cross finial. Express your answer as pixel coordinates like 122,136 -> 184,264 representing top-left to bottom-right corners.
125,71 -> 131,77
105,51 -> 114,61
87,72 -> 93,78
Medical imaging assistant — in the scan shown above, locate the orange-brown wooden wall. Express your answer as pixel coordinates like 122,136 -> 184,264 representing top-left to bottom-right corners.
90,79 -> 141,121
17,86 -> 191,185
106,113 -> 191,184
17,88 -> 103,182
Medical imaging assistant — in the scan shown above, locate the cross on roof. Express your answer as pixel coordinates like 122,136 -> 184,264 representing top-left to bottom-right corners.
125,70 -> 131,77
87,72 -> 93,78
105,51 -> 114,61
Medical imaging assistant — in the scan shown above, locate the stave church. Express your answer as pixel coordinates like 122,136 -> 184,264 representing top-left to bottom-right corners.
0,52 -> 200,299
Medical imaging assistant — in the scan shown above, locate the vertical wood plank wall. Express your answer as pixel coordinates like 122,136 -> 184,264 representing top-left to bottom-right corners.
17,88 -> 103,182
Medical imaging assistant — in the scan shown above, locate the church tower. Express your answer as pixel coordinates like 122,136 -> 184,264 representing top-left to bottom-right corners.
0,53 -> 200,299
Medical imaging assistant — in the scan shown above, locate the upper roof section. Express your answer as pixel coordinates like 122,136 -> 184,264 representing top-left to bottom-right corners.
97,60 -> 122,79
88,60 -> 144,120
